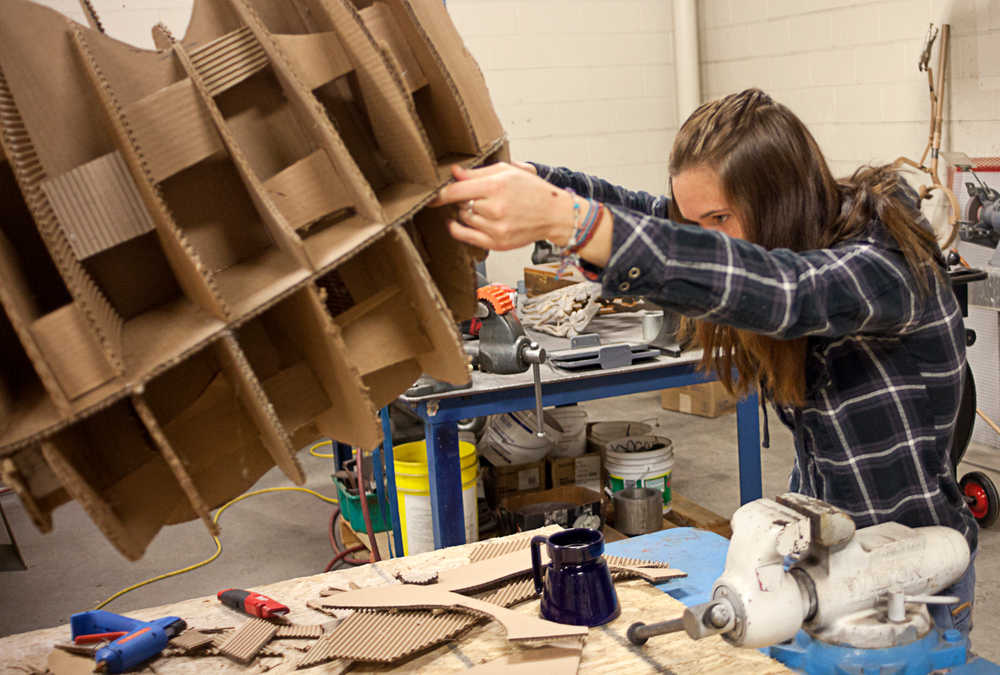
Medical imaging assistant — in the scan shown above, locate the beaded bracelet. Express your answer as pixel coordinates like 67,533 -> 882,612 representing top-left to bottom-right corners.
554,190 -> 604,279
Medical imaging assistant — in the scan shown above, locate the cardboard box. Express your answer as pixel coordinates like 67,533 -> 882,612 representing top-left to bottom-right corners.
547,451 -> 602,493
661,381 -> 739,418
482,460 -> 545,508
500,485 -> 603,532
0,0 -> 505,559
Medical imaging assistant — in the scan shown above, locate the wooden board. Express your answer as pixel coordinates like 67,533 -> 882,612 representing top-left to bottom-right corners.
0,527 -> 787,674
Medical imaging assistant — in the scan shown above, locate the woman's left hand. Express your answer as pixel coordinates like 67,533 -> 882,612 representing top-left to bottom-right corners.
429,163 -> 576,250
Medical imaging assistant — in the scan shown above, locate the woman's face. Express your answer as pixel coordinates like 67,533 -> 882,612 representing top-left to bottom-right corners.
671,165 -> 746,240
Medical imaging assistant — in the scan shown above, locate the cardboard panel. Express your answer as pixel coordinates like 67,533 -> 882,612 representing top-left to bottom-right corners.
379,0 -> 478,156
41,152 -> 156,260
188,26 -> 270,97
333,285 -> 432,376
247,286 -> 380,449
412,205 -> 479,321
390,0 -> 504,151
131,394 -> 218,535
174,43 -> 313,271
0,451 -> 69,532
39,401 -> 190,560
214,334 -> 304,485
228,0 -> 385,223
123,79 -> 225,183
263,150 -> 353,231
29,305 -> 116,400
0,303 -> 64,443
71,28 -> 231,322
358,2 -> 426,93
288,0 -> 438,185
0,67 -> 126,373
273,32 -> 353,91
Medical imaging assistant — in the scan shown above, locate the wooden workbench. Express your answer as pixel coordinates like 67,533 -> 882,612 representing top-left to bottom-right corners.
0,527 -> 790,674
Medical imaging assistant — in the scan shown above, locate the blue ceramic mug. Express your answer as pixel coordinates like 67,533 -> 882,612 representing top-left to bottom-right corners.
530,528 -> 620,627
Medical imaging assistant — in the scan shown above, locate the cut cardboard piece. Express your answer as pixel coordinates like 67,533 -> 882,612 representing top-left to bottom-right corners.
39,399 -> 208,560
217,617 -> 278,664
29,305 -> 116,400
122,78 -> 226,183
319,585 -> 588,642
469,646 -> 583,675
40,152 -> 156,260
412,203 -> 481,321
272,32 -> 354,91
270,0 -> 440,189
0,451 -> 69,532
358,3 -> 427,94
0,0 -> 504,558
332,226 -> 469,399
237,286 -> 381,451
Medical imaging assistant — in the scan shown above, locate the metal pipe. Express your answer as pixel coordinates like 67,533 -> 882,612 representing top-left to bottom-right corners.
627,617 -> 685,645
672,0 -> 701,124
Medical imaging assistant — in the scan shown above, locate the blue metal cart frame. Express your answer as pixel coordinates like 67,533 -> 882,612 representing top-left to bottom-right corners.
389,355 -> 762,553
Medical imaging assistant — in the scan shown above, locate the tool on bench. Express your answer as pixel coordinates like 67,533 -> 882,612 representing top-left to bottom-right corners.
70,610 -> 186,673
464,284 -> 548,437
629,493 -> 972,672
217,588 -> 290,622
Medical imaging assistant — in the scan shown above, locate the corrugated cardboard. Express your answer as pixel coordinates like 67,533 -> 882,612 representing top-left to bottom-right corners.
500,486 -> 604,532
660,381 -> 739,418
482,460 -> 545,508
0,0 -> 506,558
547,451 -> 602,493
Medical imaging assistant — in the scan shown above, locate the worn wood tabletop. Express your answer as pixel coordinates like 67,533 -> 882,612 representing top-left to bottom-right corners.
0,526 -> 789,674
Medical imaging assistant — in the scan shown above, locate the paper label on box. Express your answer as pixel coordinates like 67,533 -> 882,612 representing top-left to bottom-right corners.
518,468 -> 540,491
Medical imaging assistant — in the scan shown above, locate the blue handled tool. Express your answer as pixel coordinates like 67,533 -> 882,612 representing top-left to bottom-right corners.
70,610 -> 186,673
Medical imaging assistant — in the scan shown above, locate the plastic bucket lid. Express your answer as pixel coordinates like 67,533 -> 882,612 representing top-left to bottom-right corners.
589,421 -> 653,450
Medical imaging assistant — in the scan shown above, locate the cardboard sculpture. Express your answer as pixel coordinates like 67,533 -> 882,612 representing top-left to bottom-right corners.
0,0 -> 506,559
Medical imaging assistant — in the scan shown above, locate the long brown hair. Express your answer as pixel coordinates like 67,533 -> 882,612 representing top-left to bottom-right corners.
669,89 -> 942,406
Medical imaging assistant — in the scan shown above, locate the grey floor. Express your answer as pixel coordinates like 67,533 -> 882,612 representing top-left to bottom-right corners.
1,391 -> 998,663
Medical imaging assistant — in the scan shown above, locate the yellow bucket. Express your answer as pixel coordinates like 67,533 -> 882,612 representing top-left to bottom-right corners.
394,440 -> 478,556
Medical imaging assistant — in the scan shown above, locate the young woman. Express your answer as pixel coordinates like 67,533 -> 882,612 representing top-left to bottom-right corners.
431,88 -> 978,635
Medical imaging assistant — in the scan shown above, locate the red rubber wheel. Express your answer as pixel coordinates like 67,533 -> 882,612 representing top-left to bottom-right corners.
960,471 -> 1000,528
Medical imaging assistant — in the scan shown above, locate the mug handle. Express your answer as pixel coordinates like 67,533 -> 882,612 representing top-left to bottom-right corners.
530,535 -> 548,595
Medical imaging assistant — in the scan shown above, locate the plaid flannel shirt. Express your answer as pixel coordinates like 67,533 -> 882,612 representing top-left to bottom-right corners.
535,163 -> 978,553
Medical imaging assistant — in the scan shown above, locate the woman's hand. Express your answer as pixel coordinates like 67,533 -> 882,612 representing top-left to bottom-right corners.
429,163 -> 575,250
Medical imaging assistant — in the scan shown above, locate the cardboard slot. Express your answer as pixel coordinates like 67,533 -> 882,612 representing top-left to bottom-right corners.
138,338 -> 298,527
261,149 -> 354,232
214,67 -> 314,181
39,399 -> 203,560
0,449 -> 69,532
70,28 -> 231,323
0,160 -> 71,316
122,78 -> 226,183
357,2 -> 427,94
334,227 -> 468,390
236,286 -> 380,450
0,305 -> 61,444
312,76 -> 391,191
411,205 -> 479,322
160,155 -> 309,317
29,305 -> 117,400
383,0 -> 504,155
272,32 -> 353,91
282,0 -> 439,188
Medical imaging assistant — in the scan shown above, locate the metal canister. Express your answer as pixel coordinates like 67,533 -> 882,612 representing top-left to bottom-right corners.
613,487 -> 663,535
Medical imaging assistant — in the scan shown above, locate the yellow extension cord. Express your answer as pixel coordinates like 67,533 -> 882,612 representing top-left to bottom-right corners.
94,442 -> 339,610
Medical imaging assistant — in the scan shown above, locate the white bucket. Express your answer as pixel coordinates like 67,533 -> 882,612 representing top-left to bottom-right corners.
548,407 -> 589,458
479,410 -> 555,465
604,435 -> 674,513
589,421 -> 653,452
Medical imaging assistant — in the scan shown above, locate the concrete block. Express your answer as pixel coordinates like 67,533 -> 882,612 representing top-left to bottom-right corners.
699,0 -> 732,28
643,64 -> 677,98
639,0 -> 673,33
446,2 -> 520,36
877,0 -> 934,43
766,0 -> 808,19
855,43 -> 907,84
703,24 -> 752,62
834,84 -> 884,123
730,0 -> 766,26
589,65 -> 647,100
609,96 -> 676,131
834,4 -> 880,46
781,86 -> 837,124
879,81 -> 934,123
514,137 -> 592,169
748,19 -> 791,57
809,49 -> 856,86
768,53 -> 812,90
789,12 -> 833,53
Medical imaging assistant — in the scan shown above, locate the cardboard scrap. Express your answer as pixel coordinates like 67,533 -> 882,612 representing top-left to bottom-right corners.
468,645 -> 583,675
216,617 -> 279,664
0,0 -> 504,559
170,629 -> 216,652
317,585 -> 588,643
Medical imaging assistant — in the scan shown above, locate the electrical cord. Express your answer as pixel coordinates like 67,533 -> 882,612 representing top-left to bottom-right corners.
94,486 -> 338,610
325,544 -> 366,572
326,507 -> 369,568
356,449 -> 381,562
309,440 -> 335,459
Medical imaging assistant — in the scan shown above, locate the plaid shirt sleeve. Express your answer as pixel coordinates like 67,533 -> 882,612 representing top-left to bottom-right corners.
533,163 -> 925,339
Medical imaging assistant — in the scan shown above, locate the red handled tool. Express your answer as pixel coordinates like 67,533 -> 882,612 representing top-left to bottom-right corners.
217,589 -> 289,622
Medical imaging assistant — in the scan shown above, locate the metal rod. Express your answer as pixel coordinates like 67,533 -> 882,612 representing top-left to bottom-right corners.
627,618 -> 685,646
531,361 -> 544,437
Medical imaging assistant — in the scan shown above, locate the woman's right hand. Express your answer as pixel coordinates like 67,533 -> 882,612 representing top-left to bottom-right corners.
429,163 -> 575,251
